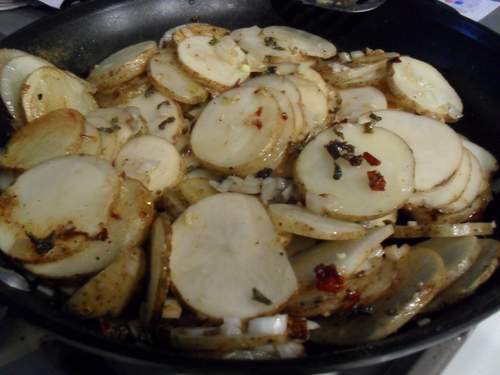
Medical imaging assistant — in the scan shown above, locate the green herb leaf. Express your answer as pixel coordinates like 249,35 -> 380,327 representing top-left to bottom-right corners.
209,36 -> 219,46
156,100 -> 170,110
27,231 -> 55,254
144,85 -> 156,97
264,36 -> 285,51
158,116 -> 176,130
333,163 -> 342,180
252,287 -> 272,305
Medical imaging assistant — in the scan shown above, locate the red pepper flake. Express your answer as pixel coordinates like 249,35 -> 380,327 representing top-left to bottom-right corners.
110,211 -> 121,220
252,119 -> 263,130
287,317 -> 309,340
344,289 -> 361,303
367,170 -> 386,191
363,152 -> 381,166
314,264 -> 344,293
94,228 -> 108,241
255,106 -> 263,117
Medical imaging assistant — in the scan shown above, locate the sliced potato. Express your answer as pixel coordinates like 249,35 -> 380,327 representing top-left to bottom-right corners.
393,222 -> 495,238
318,58 -> 389,89
0,48 -> 28,72
21,66 -> 98,122
291,225 -> 394,282
143,214 -> 172,325
121,87 -> 186,144
462,138 -> 498,175
149,47 -> 208,105
171,23 -> 230,45
387,56 -> 463,122
337,86 -> 387,122
268,204 -> 366,240
359,211 -> 397,229
67,247 -> 145,318
88,41 -> 157,90
94,74 -> 149,108
0,54 -> 53,120
2,156 -> 119,238
170,193 -> 297,319
311,247 -> 446,344
177,35 -> 250,91
370,110 -> 463,191
408,149 -> 472,209
174,177 -> 217,205
425,239 -> 499,312
79,120 -> 101,156
262,26 -> 336,59
0,109 -> 85,170
24,178 -> 154,277
297,124 -> 414,221
285,236 -> 318,257
162,298 -> 183,319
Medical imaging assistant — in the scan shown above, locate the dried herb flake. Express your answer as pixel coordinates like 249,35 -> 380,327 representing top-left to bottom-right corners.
264,36 -> 285,51
27,231 -> 55,254
158,117 -> 175,130
252,288 -> 272,305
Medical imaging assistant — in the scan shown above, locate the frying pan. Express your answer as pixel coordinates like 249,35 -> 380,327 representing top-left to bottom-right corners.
0,0 -> 499,373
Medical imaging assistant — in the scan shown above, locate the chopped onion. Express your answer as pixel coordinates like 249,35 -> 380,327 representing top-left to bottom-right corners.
247,314 -> 288,336
220,317 -> 243,336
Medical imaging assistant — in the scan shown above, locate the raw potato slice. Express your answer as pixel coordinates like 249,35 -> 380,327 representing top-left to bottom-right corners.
191,87 -> 285,176
143,214 -> 172,325
408,149 -> 471,209
170,193 -> 298,319
311,247 -> 446,344
425,239 -> 499,312
177,35 -> 250,91
121,87 -> 186,144
67,247 -> 145,318
286,74 -> 328,136
0,49 -> 28,72
291,225 -> 394,282
387,56 -> 463,122
115,135 -> 183,193
441,152 -> 482,213
242,74 -> 305,142
24,179 -> 154,277
297,125 -> 414,220
415,237 -> 480,289
262,26 -> 336,59
370,110 -> 463,191
3,156 -> 119,238
88,41 -> 157,90
171,23 -> 230,45
149,48 -> 208,105
21,66 -> 98,122
393,222 -> 495,238
337,87 -> 387,122
95,74 -> 149,108
0,54 -> 52,120
268,204 -> 366,240
285,236 -> 318,257
0,109 -> 85,170
462,138 -> 498,175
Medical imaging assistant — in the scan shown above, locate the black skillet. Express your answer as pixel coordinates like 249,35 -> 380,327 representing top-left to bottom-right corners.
0,0 -> 499,373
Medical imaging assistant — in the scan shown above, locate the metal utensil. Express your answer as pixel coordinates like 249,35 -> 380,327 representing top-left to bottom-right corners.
0,266 -> 30,292
301,0 -> 387,13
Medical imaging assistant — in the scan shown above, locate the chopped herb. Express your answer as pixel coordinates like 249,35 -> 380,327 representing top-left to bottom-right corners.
37,93 -> 43,100
267,66 -> 277,74
97,124 -> 121,134
255,168 -> 273,179
363,121 -> 374,133
27,231 -> 55,254
348,154 -> 363,166
367,170 -> 386,191
158,117 -> 175,130
110,116 -> 119,125
362,152 -> 381,166
333,127 -> 345,139
144,85 -> 156,97
369,113 -> 382,122
333,162 -> 342,180
208,36 -> 219,46
252,288 -> 272,305
156,100 -> 170,110
264,36 -> 285,51
325,139 -> 363,166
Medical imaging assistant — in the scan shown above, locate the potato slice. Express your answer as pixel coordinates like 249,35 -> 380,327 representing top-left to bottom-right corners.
177,35 -> 250,91
387,56 -> 463,122
337,87 -> 387,122
95,74 -> 149,108
462,138 -> 498,175
360,211 -> 397,229
425,239 -> 499,312
318,59 -> 389,89
2,156 -> 119,239
67,247 -> 145,318
0,54 -> 53,120
286,74 -> 328,137
291,225 -> 394,283
24,178 -> 154,277
171,23 -> 230,45
149,48 -> 208,105
143,214 -> 172,325
170,193 -> 298,319
175,177 -> 217,205
296,125 -> 414,221
191,87 -> 285,176
242,74 -> 306,142
415,237 -> 481,289
21,66 -> 98,122
408,149 -> 471,209
0,109 -> 85,170
88,41 -> 157,90
162,298 -> 183,319
369,110 -> 463,191
311,247 -> 446,344
440,152 -> 483,213
0,48 -> 28,71
268,204 -> 366,240
115,135 -> 182,193
121,87 -> 186,145
285,236 -> 317,257
393,222 -> 495,238
79,120 -> 101,156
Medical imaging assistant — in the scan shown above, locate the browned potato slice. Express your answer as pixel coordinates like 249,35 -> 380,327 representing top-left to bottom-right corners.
0,109 -> 85,170
67,247 -> 145,318
94,74 -> 149,108
393,222 -> 496,238
171,23 -> 230,44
